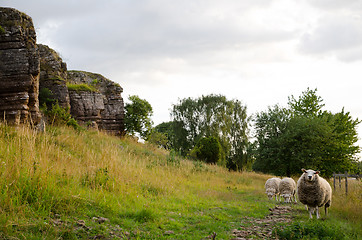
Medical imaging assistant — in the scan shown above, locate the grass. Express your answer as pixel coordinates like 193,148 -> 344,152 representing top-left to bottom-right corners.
0,123 -> 361,239
67,83 -> 98,92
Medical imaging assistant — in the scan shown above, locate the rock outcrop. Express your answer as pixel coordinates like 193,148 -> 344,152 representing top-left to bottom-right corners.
0,7 -> 41,124
67,71 -> 124,135
1,8 -> 125,136
38,44 -> 70,109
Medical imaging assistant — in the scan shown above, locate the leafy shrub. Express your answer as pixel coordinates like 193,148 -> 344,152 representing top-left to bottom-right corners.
39,88 -> 56,109
191,136 -> 221,164
44,103 -> 80,130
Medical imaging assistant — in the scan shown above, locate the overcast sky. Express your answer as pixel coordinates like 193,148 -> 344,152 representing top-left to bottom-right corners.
3,0 -> 362,149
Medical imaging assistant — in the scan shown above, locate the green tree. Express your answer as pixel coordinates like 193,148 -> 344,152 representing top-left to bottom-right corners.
124,95 -> 153,139
252,89 -> 360,177
154,121 -> 177,150
191,136 -> 221,164
171,94 -> 249,169
147,130 -> 169,149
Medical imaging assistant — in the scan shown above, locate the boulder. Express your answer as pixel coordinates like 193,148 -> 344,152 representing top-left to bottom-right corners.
0,7 -> 41,124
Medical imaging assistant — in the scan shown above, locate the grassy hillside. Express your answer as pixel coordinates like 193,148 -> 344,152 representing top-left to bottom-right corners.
0,123 -> 361,239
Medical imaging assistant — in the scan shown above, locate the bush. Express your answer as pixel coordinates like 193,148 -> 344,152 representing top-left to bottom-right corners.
44,103 -> 80,130
39,88 -> 56,110
191,136 -> 221,164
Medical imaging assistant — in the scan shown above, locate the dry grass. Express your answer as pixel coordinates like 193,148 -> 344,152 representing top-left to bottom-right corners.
0,122 -> 360,239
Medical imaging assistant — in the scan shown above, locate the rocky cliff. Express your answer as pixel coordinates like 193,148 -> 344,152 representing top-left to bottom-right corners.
0,7 -> 41,124
37,44 -> 124,135
38,44 -> 70,109
67,71 -> 125,135
1,7 -> 124,136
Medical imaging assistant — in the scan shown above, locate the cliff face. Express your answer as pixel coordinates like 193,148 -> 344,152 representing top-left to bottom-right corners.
38,44 -> 70,109
1,8 -> 124,135
0,7 -> 41,124
67,71 -> 125,135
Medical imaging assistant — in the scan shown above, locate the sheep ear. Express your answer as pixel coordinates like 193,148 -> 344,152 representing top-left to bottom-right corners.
301,168 -> 306,173
315,171 -> 320,174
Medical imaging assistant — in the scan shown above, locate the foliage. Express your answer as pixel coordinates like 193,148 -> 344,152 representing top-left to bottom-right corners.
124,95 -> 153,139
190,136 -> 221,164
39,87 -> 56,109
43,103 -> 80,130
67,83 -> 97,92
171,94 -> 250,169
154,121 -> 177,149
252,88 -> 360,177
0,25 -> 5,34
147,129 -> 169,149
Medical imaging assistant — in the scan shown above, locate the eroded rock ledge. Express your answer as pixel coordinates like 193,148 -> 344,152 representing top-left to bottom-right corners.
0,7 -> 41,124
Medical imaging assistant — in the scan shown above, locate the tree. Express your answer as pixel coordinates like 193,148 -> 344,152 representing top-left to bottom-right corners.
124,95 -> 153,139
253,89 -> 360,177
147,130 -> 169,149
171,94 -> 250,169
191,136 -> 221,164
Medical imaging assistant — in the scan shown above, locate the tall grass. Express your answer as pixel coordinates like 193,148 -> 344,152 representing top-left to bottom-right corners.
0,123 -> 275,239
0,123 -> 360,239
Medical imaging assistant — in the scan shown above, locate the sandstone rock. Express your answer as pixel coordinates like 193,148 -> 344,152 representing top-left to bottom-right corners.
0,7 -> 41,124
38,44 -> 70,109
67,71 -> 124,135
68,90 -> 104,129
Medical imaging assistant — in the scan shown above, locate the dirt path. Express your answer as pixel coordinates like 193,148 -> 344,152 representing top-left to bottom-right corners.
230,205 -> 293,240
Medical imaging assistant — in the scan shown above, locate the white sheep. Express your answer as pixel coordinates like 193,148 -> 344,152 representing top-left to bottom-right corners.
297,169 -> 332,219
265,177 -> 281,201
279,177 -> 297,203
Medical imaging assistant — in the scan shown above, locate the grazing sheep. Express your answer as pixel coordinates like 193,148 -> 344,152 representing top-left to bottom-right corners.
279,177 -> 297,203
297,169 -> 332,219
265,177 -> 281,201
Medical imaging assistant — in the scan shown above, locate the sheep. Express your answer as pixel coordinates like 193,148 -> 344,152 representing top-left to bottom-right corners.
297,168 -> 332,219
279,177 -> 297,203
265,177 -> 281,201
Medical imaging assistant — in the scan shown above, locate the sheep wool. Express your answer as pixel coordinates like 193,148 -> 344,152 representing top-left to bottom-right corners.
279,177 -> 297,203
265,177 -> 281,201
297,169 -> 332,219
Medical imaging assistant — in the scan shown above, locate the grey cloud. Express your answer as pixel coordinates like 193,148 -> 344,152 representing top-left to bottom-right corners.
298,15 -> 362,61
305,0 -> 362,11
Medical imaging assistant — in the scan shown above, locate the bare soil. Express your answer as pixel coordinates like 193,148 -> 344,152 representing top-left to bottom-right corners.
230,205 -> 293,240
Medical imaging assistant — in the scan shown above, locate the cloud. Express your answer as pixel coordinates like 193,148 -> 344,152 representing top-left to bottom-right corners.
305,0 -> 362,11
298,14 -> 362,62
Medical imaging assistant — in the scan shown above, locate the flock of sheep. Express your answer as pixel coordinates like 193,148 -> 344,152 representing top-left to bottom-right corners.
265,169 -> 332,219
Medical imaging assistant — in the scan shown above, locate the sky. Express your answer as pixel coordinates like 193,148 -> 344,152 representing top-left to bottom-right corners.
2,0 -> 362,150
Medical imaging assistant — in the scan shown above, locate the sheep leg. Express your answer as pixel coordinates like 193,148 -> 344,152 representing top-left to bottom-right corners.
316,207 -> 320,219
325,205 -> 328,216
307,206 -> 314,219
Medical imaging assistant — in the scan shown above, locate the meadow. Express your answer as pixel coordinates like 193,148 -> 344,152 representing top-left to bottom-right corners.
0,123 -> 361,239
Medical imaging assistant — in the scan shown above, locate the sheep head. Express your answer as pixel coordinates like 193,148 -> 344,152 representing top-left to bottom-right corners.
266,189 -> 276,200
301,168 -> 320,182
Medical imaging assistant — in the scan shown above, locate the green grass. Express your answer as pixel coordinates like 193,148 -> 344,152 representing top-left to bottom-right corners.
0,123 -> 360,239
67,83 -> 97,92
